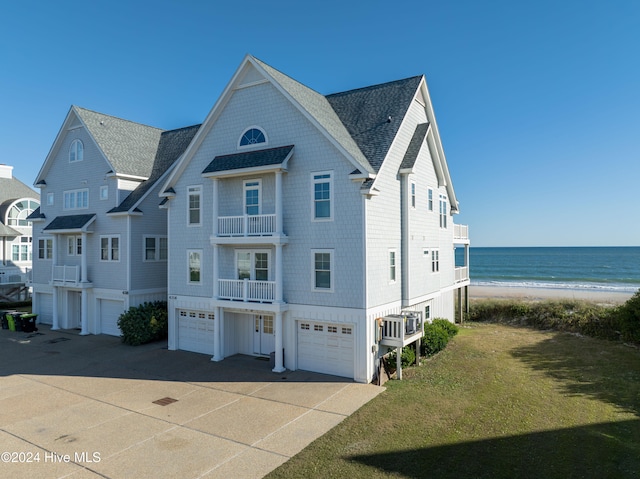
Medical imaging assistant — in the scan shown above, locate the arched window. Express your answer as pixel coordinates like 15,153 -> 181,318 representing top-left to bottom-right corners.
6,199 -> 40,226
69,139 -> 83,162
238,127 -> 267,148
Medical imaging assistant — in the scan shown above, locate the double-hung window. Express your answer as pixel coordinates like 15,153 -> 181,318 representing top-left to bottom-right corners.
431,250 -> 440,273
63,189 -> 88,210
312,249 -> 333,291
188,250 -> 201,283
144,236 -> 168,261
428,188 -> 433,211
100,236 -> 119,261
67,236 -> 82,256
188,186 -> 201,226
439,194 -> 447,228
244,180 -> 261,215
389,250 -> 397,282
236,250 -> 269,281
312,172 -> 333,221
38,238 -> 53,260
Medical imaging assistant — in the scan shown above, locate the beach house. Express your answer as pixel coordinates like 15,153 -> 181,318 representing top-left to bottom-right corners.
29,106 -> 198,333
0,165 -> 40,300
160,55 -> 470,383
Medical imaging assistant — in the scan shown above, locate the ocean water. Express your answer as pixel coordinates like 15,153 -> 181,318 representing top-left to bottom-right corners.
457,247 -> 640,294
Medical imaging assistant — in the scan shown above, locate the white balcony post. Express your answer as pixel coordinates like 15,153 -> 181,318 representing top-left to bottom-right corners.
52,286 -> 59,330
275,244 -> 283,302
212,306 -> 222,362
243,215 -> 249,237
80,289 -> 89,335
272,311 -> 285,373
212,178 -> 219,237
81,232 -> 88,283
212,245 -> 219,299
275,170 -> 283,234
243,278 -> 248,301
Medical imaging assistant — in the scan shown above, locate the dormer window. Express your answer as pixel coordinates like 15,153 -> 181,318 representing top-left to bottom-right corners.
238,127 -> 267,148
69,139 -> 83,162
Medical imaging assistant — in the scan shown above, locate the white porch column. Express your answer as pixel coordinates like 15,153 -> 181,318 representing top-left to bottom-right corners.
80,232 -> 88,283
275,170 -> 283,234
212,178 -> 219,237
51,236 -> 59,330
272,311 -> 285,373
212,307 -> 223,362
275,244 -> 283,302
212,245 -> 219,300
80,289 -> 89,335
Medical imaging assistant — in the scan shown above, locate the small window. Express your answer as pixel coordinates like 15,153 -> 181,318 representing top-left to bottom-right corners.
100,185 -> 108,200
312,172 -> 333,221
188,186 -> 201,226
47,193 -> 54,206
144,236 -> 168,262
300,323 -> 310,330
389,250 -> 396,282
342,327 -> 352,335
239,127 -> 266,147
188,250 -> 202,283
312,249 -> 333,291
439,194 -> 447,228
244,180 -> 261,215
410,182 -> 416,208
431,250 -> 440,273
38,238 -> 53,260
100,236 -> 119,262
69,139 -> 83,162
428,188 -> 433,211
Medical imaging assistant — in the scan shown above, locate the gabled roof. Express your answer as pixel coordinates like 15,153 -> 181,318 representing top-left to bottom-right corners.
43,214 -> 96,233
0,175 -> 39,206
327,76 -> 423,173
108,124 -> 200,214
73,107 -> 164,178
202,145 -> 294,177
400,123 -> 431,171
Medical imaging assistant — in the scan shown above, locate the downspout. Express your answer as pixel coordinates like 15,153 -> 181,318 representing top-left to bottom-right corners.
126,215 -> 131,309
400,173 -> 409,308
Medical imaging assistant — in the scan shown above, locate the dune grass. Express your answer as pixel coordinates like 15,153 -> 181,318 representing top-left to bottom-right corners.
267,323 -> 640,479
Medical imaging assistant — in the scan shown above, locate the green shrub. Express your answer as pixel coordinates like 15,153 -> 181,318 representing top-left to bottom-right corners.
431,318 -> 459,338
421,321 -> 450,356
386,346 -> 416,369
613,290 -> 640,343
117,301 -> 168,346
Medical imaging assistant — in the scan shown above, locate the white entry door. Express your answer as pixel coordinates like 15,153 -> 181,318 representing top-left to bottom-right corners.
253,315 -> 275,355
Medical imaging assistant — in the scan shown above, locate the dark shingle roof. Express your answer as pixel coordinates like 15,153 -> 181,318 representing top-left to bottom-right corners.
202,145 -> 294,175
326,76 -> 423,173
26,207 -> 45,221
74,107 -> 164,178
44,214 -> 96,231
400,123 -> 430,171
109,124 -> 200,213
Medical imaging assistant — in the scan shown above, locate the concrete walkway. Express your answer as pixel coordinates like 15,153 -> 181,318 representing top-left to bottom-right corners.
0,325 -> 383,478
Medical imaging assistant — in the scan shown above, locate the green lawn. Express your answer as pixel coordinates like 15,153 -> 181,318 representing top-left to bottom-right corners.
267,323 -> 640,479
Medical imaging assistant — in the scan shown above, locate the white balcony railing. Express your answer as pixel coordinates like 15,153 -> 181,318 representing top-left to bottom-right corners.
218,214 -> 276,237
455,266 -> 469,283
218,278 -> 276,302
379,312 -> 424,348
52,265 -> 80,284
454,224 -> 469,241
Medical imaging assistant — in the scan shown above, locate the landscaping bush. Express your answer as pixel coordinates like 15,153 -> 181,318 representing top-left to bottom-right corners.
431,318 -> 459,338
386,346 -> 416,369
613,290 -> 640,343
421,319 -> 452,357
117,301 -> 168,345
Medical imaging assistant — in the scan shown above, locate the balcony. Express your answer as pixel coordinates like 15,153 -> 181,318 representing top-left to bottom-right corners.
218,278 -> 276,303
379,312 -> 424,349
455,266 -> 469,283
454,224 -> 470,243
51,265 -> 92,287
218,214 -> 276,237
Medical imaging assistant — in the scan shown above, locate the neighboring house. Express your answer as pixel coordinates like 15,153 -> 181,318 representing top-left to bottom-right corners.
160,55 -> 470,383
29,106 -> 199,333
0,164 -> 40,295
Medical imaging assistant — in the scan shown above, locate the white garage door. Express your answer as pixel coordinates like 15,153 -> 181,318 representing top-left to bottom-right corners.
100,299 -> 125,336
37,293 -> 53,325
178,310 -> 215,355
297,321 -> 354,379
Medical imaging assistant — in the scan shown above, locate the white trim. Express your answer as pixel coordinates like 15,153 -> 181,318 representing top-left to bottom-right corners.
143,235 -> 168,262
100,185 -> 108,200
311,249 -> 334,292
187,249 -> 202,284
235,248 -> 272,281
63,188 -> 89,210
187,185 -> 202,227
243,178 -> 262,215
99,235 -> 120,262
69,139 -> 83,163
38,237 -> 53,260
237,126 -> 268,149
389,249 -> 397,284
311,170 -> 333,222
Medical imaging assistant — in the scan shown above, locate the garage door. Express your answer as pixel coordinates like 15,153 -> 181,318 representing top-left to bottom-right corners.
178,310 -> 215,355
37,293 -> 53,325
100,299 -> 125,336
297,321 -> 354,379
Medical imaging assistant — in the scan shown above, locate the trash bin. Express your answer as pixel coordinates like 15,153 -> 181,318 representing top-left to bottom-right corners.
20,314 -> 38,333
6,312 -> 19,332
1,311 -> 11,330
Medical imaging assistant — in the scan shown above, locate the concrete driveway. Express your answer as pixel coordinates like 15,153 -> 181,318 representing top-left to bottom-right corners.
0,325 -> 383,478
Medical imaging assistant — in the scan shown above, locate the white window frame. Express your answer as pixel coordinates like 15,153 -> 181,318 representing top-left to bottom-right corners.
100,235 -> 120,262
143,236 -> 168,262
243,179 -> 262,216
63,189 -> 89,210
38,237 -> 53,260
428,188 -> 433,211
439,194 -> 448,228
47,192 -> 54,206
389,250 -> 397,283
410,181 -> 416,209
238,126 -> 268,149
187,185 -> 202,226
311,249 -> 334,292
235,249 -> 271,281
12,237 -> 31,262
69,139 -> 83,163
188,249 -> 202,284
67,236 -> 82,256
311,171 -> 333,221
431,249 -> 440,273
100,185 -> 108,200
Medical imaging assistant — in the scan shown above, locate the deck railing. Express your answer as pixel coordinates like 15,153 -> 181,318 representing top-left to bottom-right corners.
218,214 -> 276,236
454,224 -> 469,241
218,278 -> 276,302
380,313 -> 423,348
52,265 -> 80,284
455,266 -> 469,282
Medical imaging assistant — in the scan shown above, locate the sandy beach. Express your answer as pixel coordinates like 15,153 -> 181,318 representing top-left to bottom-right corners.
470,285 -> 635,305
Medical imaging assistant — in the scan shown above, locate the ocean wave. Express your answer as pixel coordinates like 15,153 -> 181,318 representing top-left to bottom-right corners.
471,280 -> 639,294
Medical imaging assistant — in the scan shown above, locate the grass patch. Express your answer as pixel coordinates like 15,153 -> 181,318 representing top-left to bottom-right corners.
266,324 -> 640,479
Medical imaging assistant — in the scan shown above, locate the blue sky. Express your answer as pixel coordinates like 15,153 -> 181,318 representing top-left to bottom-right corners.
2,0 -> 638,247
